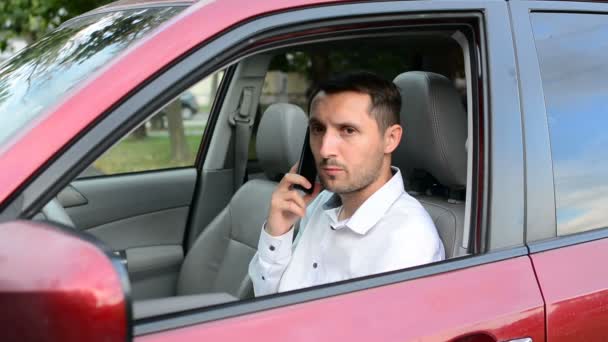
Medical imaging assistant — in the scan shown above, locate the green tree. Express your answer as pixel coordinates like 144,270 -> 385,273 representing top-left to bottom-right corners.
0,0 -> 113,50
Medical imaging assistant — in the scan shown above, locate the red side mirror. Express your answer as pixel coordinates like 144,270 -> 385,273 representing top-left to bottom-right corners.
0,220 -> 131,342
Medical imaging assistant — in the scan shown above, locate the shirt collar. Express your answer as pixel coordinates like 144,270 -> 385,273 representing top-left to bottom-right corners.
322,166 -> 405,235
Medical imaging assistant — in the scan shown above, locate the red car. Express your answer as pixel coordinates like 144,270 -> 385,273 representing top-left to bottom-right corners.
1,0 -> 608,341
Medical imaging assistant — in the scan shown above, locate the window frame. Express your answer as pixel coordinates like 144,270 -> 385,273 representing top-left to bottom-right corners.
5,0 -> 525,333
510,0 -> 608,250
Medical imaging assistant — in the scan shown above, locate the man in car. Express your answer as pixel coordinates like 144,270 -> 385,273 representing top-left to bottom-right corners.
248,71 -> 445,296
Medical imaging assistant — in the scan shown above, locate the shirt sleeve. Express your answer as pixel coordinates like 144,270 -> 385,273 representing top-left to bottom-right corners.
248,223 -> 295,296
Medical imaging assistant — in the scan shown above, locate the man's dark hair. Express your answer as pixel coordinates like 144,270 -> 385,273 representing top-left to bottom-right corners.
309,71 -> 402,132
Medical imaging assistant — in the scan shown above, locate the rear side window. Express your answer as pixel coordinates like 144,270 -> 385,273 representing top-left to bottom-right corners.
531,12 -> 608,236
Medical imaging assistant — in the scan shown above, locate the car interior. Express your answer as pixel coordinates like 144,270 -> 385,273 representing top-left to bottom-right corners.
35,27 -> 477,319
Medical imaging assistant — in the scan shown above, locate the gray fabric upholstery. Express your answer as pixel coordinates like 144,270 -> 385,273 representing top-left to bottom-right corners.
392,71 -> 469,258
393,71 -> 467,188
176,180 -> 275,298
176,103 -> 307,299
256,103 -> 308,179
417,196 -> 466,258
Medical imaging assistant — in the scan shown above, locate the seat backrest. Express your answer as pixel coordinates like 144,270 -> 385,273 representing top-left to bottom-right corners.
393,71 -> 468,258
176,103 -> 308,298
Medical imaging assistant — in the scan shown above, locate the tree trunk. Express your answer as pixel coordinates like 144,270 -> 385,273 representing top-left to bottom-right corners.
132,125 -> 147,139
310,52 -> 330,86
166,100 -> 190,162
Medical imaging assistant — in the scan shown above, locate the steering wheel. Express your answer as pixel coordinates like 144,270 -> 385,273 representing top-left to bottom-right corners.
41,198 -> 76,229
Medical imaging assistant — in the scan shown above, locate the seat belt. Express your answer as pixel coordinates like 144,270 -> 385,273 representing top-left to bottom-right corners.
292,219 -> 301,243
229,87 -> 255,192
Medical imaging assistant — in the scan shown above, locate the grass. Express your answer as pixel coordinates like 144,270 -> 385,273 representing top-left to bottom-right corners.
92,119 -> 260,175
94,134 -> 203,175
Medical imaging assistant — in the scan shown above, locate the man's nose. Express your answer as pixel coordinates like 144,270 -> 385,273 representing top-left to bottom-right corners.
318,132 -> 339,158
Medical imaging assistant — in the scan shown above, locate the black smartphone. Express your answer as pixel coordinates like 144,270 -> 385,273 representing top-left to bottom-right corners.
294,129 -> 317,194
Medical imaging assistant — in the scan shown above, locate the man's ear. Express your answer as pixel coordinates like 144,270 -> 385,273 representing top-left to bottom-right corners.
384,124 -> 403,154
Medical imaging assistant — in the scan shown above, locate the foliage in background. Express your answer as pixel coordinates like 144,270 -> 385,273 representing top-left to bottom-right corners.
0,0 -> 113,50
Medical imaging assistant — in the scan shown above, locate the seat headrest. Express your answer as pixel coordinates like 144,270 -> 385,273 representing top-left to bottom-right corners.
256,103 -> 308,179
393,71 -> 467,188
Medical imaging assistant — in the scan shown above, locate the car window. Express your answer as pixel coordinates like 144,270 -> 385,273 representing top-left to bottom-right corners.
531,12 -> 608,236
0,6 -> 186,148
81,71 -> 224,177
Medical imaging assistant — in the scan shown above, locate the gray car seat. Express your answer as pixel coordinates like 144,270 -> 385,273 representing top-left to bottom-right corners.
176,103 -> 308,299
393,71 -> 468,258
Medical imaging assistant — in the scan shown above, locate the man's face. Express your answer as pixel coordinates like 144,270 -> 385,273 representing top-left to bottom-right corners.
309,91 -> 386,194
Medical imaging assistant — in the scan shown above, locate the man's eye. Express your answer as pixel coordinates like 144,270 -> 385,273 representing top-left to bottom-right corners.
343,127 -> 356,135
311,125 -> 324,134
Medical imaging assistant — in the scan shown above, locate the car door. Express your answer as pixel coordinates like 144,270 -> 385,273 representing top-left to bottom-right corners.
121,1 -> 544,340
511,1 -> 608,340
2,0 -> 545,340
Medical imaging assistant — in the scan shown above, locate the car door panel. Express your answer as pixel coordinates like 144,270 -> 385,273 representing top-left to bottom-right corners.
511,1 -> 608,340
531,239 -> 608,341
60,168 -> 197,299
87,207 -> 188,249
90,207 -> 186,299
137,256 -> 545,341
128,245 -> 184,300
62,168 -> 196,229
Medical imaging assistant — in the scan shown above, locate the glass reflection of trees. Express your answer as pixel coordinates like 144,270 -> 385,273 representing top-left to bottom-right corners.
0,6 -> 183,145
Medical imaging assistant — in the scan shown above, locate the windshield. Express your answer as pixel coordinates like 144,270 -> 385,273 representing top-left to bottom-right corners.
0,6 -> 185,146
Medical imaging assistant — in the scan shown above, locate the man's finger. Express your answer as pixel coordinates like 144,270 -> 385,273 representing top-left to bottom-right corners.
283,190 -> 307,211
304,182 -> 323,204
281,172 -> 312,190
280,200 -> 306,217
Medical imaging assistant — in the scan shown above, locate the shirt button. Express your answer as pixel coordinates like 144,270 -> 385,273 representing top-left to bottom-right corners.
313,262 -> 318,269
262,276 -> 265,280
269,245 -> 275,251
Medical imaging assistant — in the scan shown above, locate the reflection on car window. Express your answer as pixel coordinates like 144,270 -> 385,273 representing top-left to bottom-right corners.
0,6 -> 184,146
531,12 -> 608,235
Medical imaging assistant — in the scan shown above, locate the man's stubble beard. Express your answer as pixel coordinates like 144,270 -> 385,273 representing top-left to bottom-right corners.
319,152 -> 385,195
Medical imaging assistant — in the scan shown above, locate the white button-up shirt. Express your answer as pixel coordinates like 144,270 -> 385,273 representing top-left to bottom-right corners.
248,167 -> 445,296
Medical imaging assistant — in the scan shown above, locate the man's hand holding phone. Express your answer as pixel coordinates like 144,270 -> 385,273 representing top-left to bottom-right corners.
266,164 -> 322,237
